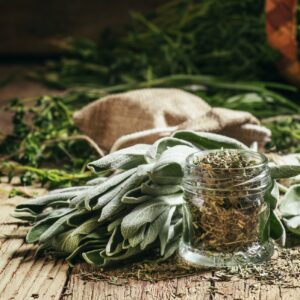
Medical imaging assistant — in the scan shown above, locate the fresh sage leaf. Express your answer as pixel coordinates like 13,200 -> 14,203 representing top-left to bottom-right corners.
269,210 -> 286,245
279,184 -> 300,217
145,137 -> 194,162
141,180 -> 182,195
159,206 -> 176,255
82,249 -> 105,265
70,168 -> 136,208
121,202 -> 166,239
283,216 -> 300,235
150,145 -> 195,184
270,165 -> 300,179
88,144 -> 150,173
26,208 -> 74,243
121,186 -> 152,204
264,180 -> 279,210
172,131 -> 248,150
128,224 -> 147,248
98,172 -> 149,222
140,210 -> 169,250
106,226 -> 124,256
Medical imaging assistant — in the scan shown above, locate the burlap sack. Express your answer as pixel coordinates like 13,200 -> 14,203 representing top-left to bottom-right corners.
73,88 -> 271,152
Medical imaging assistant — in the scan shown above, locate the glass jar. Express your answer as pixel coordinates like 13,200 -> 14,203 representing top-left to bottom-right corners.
179,149 -> 273,268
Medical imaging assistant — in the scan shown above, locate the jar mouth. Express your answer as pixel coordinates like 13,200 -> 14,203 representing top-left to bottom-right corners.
186,149 -> 268,170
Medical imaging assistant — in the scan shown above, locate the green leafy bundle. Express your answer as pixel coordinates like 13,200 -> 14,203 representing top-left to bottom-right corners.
262,115 -> 300,153
12,131 -> 300,266
34,0 -> 278,89
0,93 -> 100,188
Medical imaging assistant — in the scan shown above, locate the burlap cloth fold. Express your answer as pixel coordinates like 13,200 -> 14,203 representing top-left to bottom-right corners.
73,88 -> 271,152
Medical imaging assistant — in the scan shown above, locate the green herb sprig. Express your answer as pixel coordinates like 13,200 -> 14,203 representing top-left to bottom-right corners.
0,93 -> 100,188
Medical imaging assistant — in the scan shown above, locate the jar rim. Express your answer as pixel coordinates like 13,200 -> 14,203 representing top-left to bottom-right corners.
185,149 -> 268,170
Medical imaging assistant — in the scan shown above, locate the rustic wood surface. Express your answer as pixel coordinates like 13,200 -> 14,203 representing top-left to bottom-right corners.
0,182 -> 300,300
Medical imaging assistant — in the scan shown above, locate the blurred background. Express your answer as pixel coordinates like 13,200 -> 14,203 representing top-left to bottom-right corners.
0,0 -> 166,56
0,0 -> 166,133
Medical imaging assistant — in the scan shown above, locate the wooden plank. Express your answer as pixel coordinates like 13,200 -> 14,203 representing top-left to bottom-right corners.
0,185 -> 70,300
64,264 -> 212,300
0,239 -> 69,300
213,248 -> 300,300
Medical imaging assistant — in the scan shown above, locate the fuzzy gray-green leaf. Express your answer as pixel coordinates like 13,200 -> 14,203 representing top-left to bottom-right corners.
141,181 -> 182,195
283,216 -> 300,235
88,144 -> 150,173
279,184 -> 300,217
70,168 -> 136,208
121,202 -> 166,239
159,206 -> 176,255
150,145 -> 195,184
140,210 -> 169,250
264,180 -> 279,210
146,137 -> 194,162
172,131 -> 248,150
270,165 -> 300,179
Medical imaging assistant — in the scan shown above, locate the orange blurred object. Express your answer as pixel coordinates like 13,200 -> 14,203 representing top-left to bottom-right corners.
266,0 -> 300,86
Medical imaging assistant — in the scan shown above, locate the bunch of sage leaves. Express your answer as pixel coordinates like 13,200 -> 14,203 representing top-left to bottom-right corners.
13,131 -> 300,266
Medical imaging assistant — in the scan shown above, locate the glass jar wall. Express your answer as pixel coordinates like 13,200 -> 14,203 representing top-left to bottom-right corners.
179,149 -> 274,268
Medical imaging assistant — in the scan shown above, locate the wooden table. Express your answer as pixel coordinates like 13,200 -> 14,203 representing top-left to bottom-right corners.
1,183 -> 300,300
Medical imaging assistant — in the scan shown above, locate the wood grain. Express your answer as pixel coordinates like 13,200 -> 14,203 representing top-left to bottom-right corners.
64,264 -> 212,300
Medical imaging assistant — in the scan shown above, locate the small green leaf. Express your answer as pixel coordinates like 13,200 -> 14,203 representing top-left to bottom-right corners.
270,165 -> 300,179
39,210 -> 79,242
82,249 -> 105,265
11,208 -> 38,222
121,201 -> 166,239
98,172 -> 148,222
153,237 -> 181,263
86,177 -> 108,186
264,180 -> 279,209
101,246 -> 142,264
16,192 -> 79,213
66,240 -> 106,266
